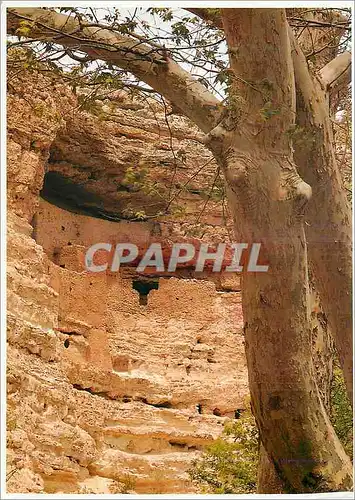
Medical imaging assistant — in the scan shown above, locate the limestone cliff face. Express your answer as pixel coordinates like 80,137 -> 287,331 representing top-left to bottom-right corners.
7,69 -> 248,494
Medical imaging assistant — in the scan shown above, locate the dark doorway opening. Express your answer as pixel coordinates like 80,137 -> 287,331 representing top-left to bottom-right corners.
132,279 -> 159,305
234,408 -> 245,419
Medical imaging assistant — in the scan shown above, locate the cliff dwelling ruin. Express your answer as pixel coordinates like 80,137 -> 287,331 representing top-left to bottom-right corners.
6,68 -> 249,494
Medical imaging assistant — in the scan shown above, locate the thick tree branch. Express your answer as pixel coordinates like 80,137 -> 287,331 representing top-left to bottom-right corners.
290,28 -> 353,404
185,8 -> 223,30
7,7 -> 223,133
319,51 -> 351,93
289,16 -> 351,30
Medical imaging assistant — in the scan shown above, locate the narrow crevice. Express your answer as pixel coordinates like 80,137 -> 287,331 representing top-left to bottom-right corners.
137,397 -> 173,409
30,213 -> 37,241
57,328 -> 83,336
168,441 -> 187,450
72,384 -> 116,400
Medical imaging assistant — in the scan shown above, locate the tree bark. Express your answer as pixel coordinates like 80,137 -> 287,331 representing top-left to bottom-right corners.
214,8 -> 353,492
290,32 -> 353,405
258,284 -> 335,493
258,445 -> 284,494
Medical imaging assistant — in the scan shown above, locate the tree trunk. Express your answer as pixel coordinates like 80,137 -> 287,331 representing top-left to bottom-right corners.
258,285 -> 335,493
257,22 -> 351,492
184,5 -> 353,404
291,33 -> 353,404
210,8 -> 353,492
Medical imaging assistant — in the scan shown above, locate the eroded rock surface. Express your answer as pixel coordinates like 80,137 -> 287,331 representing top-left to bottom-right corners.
7,68 -> 248,494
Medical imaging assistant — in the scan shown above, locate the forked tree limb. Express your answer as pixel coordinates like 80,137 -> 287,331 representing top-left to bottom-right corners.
290,29 -> 353,404
318,51 -> 351,93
